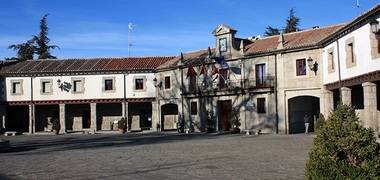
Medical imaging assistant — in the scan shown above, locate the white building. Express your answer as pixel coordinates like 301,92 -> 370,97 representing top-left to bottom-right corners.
0,57 -> 173,134
1,4 -> 380,136
321,5 -> 380,135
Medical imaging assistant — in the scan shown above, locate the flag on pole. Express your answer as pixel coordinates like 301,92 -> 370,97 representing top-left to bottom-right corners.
187,62 -> 197,78
211,64 -> 219,75
214,57 -> 229,69
199,64 -> 207,76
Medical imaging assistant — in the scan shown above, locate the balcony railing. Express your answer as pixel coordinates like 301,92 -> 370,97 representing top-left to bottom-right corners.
244,76 -> 275,89
183,76 -> 274,95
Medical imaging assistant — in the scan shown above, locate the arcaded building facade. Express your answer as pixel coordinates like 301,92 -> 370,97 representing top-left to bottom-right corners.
1,4 -> 380,135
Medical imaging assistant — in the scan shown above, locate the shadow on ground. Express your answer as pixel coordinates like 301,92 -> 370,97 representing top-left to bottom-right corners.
1,133 -> 239,155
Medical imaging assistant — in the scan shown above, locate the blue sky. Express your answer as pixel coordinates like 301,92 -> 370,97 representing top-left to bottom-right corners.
0,0 -> 379,59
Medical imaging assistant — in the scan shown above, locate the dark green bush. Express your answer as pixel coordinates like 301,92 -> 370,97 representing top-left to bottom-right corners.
306,105 -> 380,179
314,113 -> 325,132
118,117 -> 127,130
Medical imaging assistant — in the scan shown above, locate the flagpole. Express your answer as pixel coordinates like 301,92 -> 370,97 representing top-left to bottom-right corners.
128,22 -> 133,57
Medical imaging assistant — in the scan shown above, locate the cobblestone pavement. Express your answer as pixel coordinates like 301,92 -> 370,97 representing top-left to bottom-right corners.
0,133 -> 313,180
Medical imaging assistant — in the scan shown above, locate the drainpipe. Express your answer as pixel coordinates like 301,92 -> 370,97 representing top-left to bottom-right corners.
274,54 -> 279,134
30,76 -> 34,134
336,40 -> 343,103
123,73 -> 127,119
180,65 -> 185,131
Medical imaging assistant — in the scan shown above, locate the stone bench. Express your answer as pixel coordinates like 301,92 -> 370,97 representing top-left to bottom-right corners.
82,129 -> 96,135
4,131 -> 22,136
243,129 -> 260,135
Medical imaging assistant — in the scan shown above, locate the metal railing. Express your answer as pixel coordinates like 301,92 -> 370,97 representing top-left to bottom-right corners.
183,76 -> 274,95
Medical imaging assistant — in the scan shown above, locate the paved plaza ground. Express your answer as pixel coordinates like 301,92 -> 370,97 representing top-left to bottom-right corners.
0,132 -> 313,180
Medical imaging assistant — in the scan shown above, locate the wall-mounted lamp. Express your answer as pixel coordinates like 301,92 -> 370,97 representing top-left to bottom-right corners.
57,79 -> 64,91
307,57 -> 318,75
370,18 -> 380,39
153,77 -> 162,88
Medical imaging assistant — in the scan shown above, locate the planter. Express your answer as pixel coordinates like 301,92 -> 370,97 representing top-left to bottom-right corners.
230,128 -> 240,134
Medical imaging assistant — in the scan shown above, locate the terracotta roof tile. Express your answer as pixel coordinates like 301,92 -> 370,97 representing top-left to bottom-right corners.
0,57 -> 174,75
157,49 -> 215,70
245,24 -> 345,55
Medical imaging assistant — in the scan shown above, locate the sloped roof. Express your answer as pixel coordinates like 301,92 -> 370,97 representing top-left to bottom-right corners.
320,3 -> 380,44
157,49 -> 215,70
0,57 -> 174,75
244,24 -> 345,55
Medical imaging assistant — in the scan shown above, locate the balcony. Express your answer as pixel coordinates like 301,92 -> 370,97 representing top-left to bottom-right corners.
244,76 -> 275,89
183,76 -> 274,95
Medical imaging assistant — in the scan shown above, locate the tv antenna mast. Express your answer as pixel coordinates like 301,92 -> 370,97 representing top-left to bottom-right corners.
128,22 -> 134,57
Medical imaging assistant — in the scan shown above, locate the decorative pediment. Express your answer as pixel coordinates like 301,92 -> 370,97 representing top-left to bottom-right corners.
212,24 -> 237,36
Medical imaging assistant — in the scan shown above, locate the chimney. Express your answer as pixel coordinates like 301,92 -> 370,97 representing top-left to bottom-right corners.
240,39 -> 245,54
277,33 -> 284,49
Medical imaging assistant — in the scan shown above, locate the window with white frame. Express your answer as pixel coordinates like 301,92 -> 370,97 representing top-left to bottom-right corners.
72,78 -> 84,93
41,80 -> 53,94
103,77 -> 115,92
135,78 -> 144,90
11,80 -> 22,95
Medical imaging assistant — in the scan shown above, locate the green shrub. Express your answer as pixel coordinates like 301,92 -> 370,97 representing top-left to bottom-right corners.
118,117 -> 127,130
314,113 -> 325,132
305,105 -> 380,179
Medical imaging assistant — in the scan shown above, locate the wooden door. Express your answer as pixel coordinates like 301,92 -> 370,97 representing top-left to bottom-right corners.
218,100 -> 232,131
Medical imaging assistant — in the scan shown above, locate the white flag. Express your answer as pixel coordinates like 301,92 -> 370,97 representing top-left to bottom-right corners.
128,22 -> 133,30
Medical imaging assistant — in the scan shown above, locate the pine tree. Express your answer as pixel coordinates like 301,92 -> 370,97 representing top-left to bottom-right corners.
284,8 -> 300,33
33,14 -> 59,59
264,26 -> 281,37
8,39 -> 35,61
8,14 -> 59,61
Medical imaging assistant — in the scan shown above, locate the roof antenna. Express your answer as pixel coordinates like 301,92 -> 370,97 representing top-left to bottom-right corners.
180,52 -> 184,61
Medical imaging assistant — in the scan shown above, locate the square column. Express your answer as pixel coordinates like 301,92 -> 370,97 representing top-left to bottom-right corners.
29,104 -> 35,134
341,87 -> 352,105
122,101 -> 128,130
90,103 -> 97,131
323,89 -> 334,117
362,82 -> 378,136
122,101 -> 128,118
1,115 -> 5,132
152,100 -> 159,131
59,104 -> 66,134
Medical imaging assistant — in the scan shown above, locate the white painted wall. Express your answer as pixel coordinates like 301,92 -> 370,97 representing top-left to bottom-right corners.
125,73 -> 156,98
323,20 -> 380,85
5,72 -> 156,102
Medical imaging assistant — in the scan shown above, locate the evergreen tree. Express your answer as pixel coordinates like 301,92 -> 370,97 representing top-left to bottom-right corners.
8,39 -> 35,61
306,105 -> 380,179
284,8 -> 300,33
33,14 -> 59,59
264,26 -> 281,37
8,14 -> 59,60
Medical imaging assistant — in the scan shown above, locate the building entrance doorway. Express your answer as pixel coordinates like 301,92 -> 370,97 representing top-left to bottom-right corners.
161,103 -> 178,130
288,96 -> 319,134
218,100 -> 232,131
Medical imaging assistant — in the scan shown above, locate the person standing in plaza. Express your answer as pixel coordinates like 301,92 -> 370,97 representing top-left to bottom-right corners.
304,113 -> 310,134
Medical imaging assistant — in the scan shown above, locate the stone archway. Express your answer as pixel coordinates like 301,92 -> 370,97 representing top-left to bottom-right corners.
161,103 -> 178,130
288,96 -> 320,134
